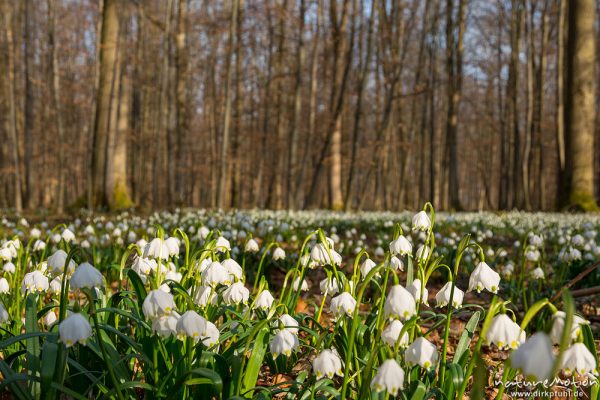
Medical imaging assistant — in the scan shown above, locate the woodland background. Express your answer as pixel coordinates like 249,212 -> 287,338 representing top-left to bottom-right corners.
0,0 -> 599,212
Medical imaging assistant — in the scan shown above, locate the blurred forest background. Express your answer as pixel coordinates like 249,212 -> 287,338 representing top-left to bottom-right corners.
0,0 -> 599,212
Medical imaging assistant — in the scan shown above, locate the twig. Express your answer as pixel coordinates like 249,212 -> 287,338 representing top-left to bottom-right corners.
551,261 -> 600,302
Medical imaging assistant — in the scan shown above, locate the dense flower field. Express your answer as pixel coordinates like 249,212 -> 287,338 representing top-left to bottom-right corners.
0,207 -> 598,399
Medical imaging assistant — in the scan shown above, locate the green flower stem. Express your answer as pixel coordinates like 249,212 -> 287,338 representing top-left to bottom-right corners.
91,306 -> 125,400
254,242 -> 277,294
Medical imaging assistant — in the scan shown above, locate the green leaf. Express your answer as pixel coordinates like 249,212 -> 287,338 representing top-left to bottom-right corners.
25,293 -> 41,396
241,327 -> 269,396
454,311 -> 480,364
127,268 -> 148,310
409,382 -> 428,400
40,341 -> 59,395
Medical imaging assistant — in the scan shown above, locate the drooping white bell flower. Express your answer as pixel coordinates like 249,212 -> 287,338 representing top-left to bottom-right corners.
292,277 -> 309,292
2,262 -> 16,273
47,249 -> 76,276
531,267 -> 545,280
202,321 -> 220,347
549,311 -> 590,344
360,258 -> 377,279
389,236 -> 412,256
330,292 -> 357,318
312,349 -> 343,379
319,277 -> 340,296
49,276 -> 62,294
0,303 -> 9,323
164,237 -> 180,256
370,359 -> 405,396
58,313 -> 92,347
223,282 -> 250,305
132,256 -> 156,276
70,262 -> 104,290
33,240 -> 46,251
61,228 -> 76,243
143,238 -> 171,260
310,243 -> 342,266
245,238 -> 260,253
253,290 -> 275,311
142,290 -> 176,320
412,211 -> 431,231
468,262 -> 501,293
510,332 -> 555,381
176,311 -> 208,341
22,270 -> 49,293
222,258 -> 243,281
407,279 -> 429,305
30,227 -> 41,238
560,343 -> 598,376
384,285 -> 416,321
43,311 -> 57,326
434,282 -> 464,308
381,320 -> 409,348
152,312 -> 180,338
272,247 -> 286,261
415,245 -> 430,261
0,278 -> 9,294
202,261 -> 231,287
485,314 -> 525,350
269,329 -> 299,358
214,236 -> 231,253
276,314 -> 299,334
405,337 -> 438,369
385,256 -> 404,271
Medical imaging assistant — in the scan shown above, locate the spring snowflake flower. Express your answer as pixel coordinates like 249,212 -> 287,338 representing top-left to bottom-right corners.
253,290 -> 275,311
292,277 -> 309,291
142,290 -> 176,320
0,278 -> 9,294
222,258 -> 243,281
415,245 -> 430,261
270,329 -> 299,358
0,303 -> 8,323
405,337 -> 438,369
47,249 -> 76,276
245,238 -> 260,253
176,311 -> 208,341
214,236 -> 231,253
202,321 -> 220,347
276,314 -> 299,334
549,311 -> 590,344
389,235 -> 412,256
412,211 -> 431,231
61,228 -> 76,243
370,359 -> 405,396
30,227 -> 41,238
310,243 -> 342,266
313,349 -> 343,379
385,256 -> 404,271
22,270 -> 49,293
381,320 -> 409,347
3,262 -> 15,273
59,313 -> 92,347
485,314 -> 525,349
531,267 -> 545,280
360,258 -> 377,279
330,292 -> 357,318
33,240 -> 46,251
70,262 -> 104,290
202,261 -> 231,287
468,262 -> 500,293
510,332 -> 555,381
560,343 -> 598,376
223,282 -> 250,305
384,285 -> 416,321
152,312 -> 179,338
43,311 -> 57,326
132,256 -> 156,276
319,277 -> 340,296
435,282 -> 464,308
407,279 -> 429,305
272,247 -> 286,261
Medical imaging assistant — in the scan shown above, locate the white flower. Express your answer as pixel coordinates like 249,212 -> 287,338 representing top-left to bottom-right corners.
190,285 -> 217,307
389,236 -> 412,256
405,337 -> 438,369
0,303 -> 8,323
415,245 -> 430,261
384,285 -> 416,321
43,311 -> 57,326
253,290 -> 275,311
49,277 -> 62,294
164,237 -> 180,256
61,228 -> 76,243
142,290 -> 176,320
132,256 -> 156,276
386,256 -> 404,271
70,262 -> 104,290
510,332 -> 555,381
202,261 -> 231,287
370,359 -> 405,396
3,262 -> 15,273
435,282 -> 464,308
198,226 -> 210,240
407,279 -> 429,305
502,263 -> 514,277
272,247 -> 286,261
58,313 -> 92,347
223,282 -> 250,305
549,311 -> 589,344
313,349 -> 343,379
245,239 -> 259,253
412,211 -> 431,231
292,277 -> 309,292
152,312 -> 180,338
202,321 -> 220,347
360,258 -> 377,279
33,240 -> 46,251
22,270 -> 49,293
214,236 -> 231,253
319,277 -> 340,296
330,292 -> 357,318
531,267 -> 544,280
222,258 -> 243,281
176,311 -> 208,341
30,227 -> 41,238
276,314 -> 299,334
310,243 -> 342,266
0,278 -> 9,294
485,314 -> 525,349
143,238 -> 171,260
381,320 -> 409,347
468,262 -> 501,293
270,329 -> 299,358
47,249 -> 76,276
560,343 -> 598,376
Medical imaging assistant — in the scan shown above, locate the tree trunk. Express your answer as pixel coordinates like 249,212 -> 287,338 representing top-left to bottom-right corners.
23,0 -> 35,208
564,0 -> 597,210
174,0 -> 189,205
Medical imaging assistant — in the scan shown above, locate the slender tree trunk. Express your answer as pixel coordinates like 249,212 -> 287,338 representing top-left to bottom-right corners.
23,0 -> 35,208
174,0 -> 189,205
556,0 -> 566,207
